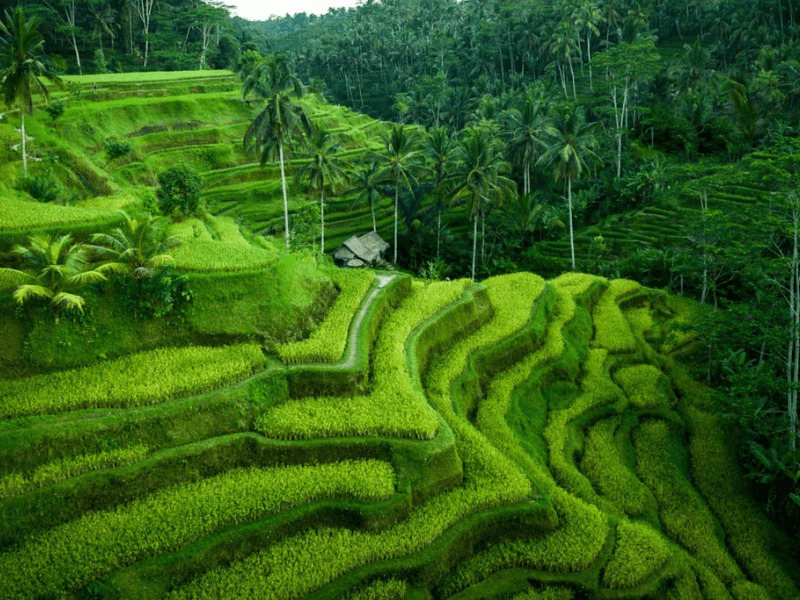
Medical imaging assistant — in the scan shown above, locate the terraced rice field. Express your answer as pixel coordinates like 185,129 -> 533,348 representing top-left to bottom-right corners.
1,270 -> 796,599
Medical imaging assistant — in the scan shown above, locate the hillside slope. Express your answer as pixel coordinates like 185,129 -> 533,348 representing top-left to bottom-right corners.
0,270 -> 798,599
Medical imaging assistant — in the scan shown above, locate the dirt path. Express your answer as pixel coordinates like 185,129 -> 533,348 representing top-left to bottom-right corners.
340,274 -> 396,368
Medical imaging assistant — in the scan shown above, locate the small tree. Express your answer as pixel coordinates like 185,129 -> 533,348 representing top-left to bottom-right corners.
45,98 -> 64,129
156,164 -> 203,216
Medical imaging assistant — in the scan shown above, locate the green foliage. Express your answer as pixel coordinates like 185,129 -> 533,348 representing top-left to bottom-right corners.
15,171 -> 62,203
580,418 -> 652,517
156,163 -> 203,216
591,279 -> 640,353
346,579 -> 407,600
603,521 -> 670,589
614,364 -> 673,409
0,343 -> 266,419
171,238 -> 278,272
104,138 -> 132,159
0,460 -> 394,600
277,269 -> 374,363
0,445 -> 149,501
44,99 -> 65,124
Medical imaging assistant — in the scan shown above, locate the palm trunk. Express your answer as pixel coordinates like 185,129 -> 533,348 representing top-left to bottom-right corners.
371,197 -> 377,232
279,144 -> 290,253
471,208 -> 478,281
320,184 -> 325,255
568,176 -> 575,270
569,59 -> 577,100
436,208 -> 441,260
21,111 -> 27,180
393,185 -> 399,264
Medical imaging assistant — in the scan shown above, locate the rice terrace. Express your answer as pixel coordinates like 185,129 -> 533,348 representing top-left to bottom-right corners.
0,1 -> 799,599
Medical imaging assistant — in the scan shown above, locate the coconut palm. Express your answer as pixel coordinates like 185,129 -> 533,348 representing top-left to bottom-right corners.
243,54 -> 312,253
0,233 -> 110,320
0,7 -> 63,179
425,127 -> 454,260
345,160 -> 384,233
374,124 -> 426,264
501,91 -> 556,195
88,210 -> 179,280
295,129 -> 346,253
538,105 -> 601,270
447,128 -> 516,281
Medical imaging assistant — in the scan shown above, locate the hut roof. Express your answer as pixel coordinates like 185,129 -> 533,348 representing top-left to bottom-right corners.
335,232 -> 389,265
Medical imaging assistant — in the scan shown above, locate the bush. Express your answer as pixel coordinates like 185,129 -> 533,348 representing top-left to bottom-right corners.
104,138 -> 132,159
112,266 -> 189,319
156,164 -> 203,216
16,172 -> 62,203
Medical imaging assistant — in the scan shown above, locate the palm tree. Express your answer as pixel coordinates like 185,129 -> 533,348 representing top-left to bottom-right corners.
295,129 -> 346,253
425,127 -> 454,260
0,234 -> 110,320
88,210 -> 179,279
0,7 -> 63,179
345,160 -> 384,233
501,91 -> 556,195
243,54 -> 312,253
447,128 -> 516,281
374,124 -> 426,264
539,105 -> 601,270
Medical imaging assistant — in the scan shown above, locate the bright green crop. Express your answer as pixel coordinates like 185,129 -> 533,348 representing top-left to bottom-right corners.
0,343 -> 267,419
0,460 -> 394,600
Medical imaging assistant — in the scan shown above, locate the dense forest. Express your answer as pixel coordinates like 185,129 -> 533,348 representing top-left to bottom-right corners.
1,0 -> 800,597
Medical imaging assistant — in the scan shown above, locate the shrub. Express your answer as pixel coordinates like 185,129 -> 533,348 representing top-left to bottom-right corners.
111,265 -> 189,319
104,138 -> 132,159
157,164 -> 203,216
0,343 -> 267,420
0,460 -> 395,600
16,172 -> 62,203
45,99 -> 66,126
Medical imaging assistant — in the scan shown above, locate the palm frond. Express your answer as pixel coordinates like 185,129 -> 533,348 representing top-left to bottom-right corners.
52,292 -> 85,313
0,267 -> 36,286
13,284 -> 52,304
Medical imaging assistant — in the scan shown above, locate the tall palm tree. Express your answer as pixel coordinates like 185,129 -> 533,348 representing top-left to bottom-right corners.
426,127 -> 454,260
539,106 -> 601,270
295,129 -> 346,253
345,160 -> 384,233
447,128 -> 516,281
374,124 -> 426,264
0,7 -> 63,179
0,234 -> 110,320
243,53 -> 312,253
501,91 -> 556,195
88,210 -> 179,279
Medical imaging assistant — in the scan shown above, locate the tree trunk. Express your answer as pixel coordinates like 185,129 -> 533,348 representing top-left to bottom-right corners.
587,32 -> 593,91
568,176 -> 575,270
569,59 -> 577,100
371,198 -> 377,232
320,176 -> 325,254
436,208 -> 441,260
471,208 -> 478,281
279,145 -> 290,253
393,185 -> 399,264
21,111 -> 27,180
789,205 -> 799,450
